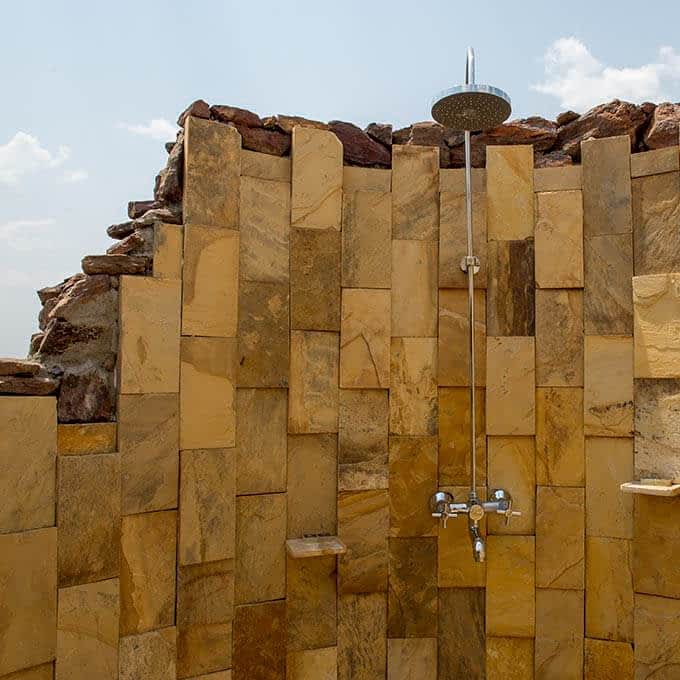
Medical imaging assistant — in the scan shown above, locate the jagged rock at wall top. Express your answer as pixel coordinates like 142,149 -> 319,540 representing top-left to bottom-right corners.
0,375 -> 59,395
237,124 -> 291,156
365,122 -> 392,148
128,200 -> 159,219
107,231 -> 145,255
534,149 -> 573,168
263,114 -> 328,134
134,205 -> 182,226
0,358 -> 41,376
556,110 -> 580,126
56,368 -> 115,422
177,98 -> 210,127
81,255 -> 150,276
154,130 -> 184,204
210,104 -> 263,128
392,126 -> 412,145
107,221 -> 136,240
329,121 -> 392,167
643,102 -> 680,149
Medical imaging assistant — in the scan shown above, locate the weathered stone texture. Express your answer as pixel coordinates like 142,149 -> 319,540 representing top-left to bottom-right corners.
241,148 -> 291,182
287,647 -> 337,680
153,223 -> 182,279
534,164 -> 582,192
119,628 -> 177,680
233,600 -> 286,680
584,638 -> 634,680
343,165 -> 391,192
57,422 -> 116,455
387,638 -> 436,680
631,147 -> 679,178
486,637 -> 534,680
634,593 -> 680,680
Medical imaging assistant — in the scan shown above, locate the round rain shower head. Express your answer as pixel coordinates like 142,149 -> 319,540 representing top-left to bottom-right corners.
431,84 -> 511,132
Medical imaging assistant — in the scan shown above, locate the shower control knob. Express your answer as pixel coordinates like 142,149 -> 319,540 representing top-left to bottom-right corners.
504,509 -> 522,526
460,255 -> 481,274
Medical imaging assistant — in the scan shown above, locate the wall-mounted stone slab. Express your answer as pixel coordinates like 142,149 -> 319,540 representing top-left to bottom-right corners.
389,337 -> 438,436
340,288 -> 390,389
584,639 -> 634,680
631,146 -> 680,177
241,148 -> 291,182
533,164 -> 581,192
634,593 -> 680,679
179,448 -> 235,566
3,663 -> 54,680
343,166 -> 391,192
184,117 -> 240,229
487,239 -> 535,336
119,276 -> 181,394
0,528 -> 56,676
56,578 -> 119,680
486,637 -> 534,680
235,493 -> 286,604
535,190 -> 584,288
57,453 -> 120,587
341,190 -> 391,288
287,647 -> 337,680
486,336 -> 535,435
153,223 -> 182,280
439,289 -> 486,386
387,638 -> 437,680
233,600 -> 286,680
118,628 -> 176,680
439,167 -> 486,194
486,145 -> 534,240
392,145 -> 439,240
57,422 -> 116,455
391,240 -> 437,337
239,176 -> 290,283
0,396 -> 55,533
180,337 -> 237,449
118,393 -> 179,515
120,510 -> 176,636
536,387 -> 584,486
581,135 -> 632,236
289,331 -> 339,434
182,226 -> 239,337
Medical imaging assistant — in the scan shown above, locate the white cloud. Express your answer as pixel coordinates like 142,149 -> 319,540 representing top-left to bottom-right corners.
118,118 -> 177,141
0,218 -> 56,251
533,38 -> 680,111
60,169 -> 89,183
0,132 -> 70,186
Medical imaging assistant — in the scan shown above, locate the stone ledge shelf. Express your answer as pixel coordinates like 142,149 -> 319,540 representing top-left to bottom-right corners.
286,536 -> 347,559
620,481 -> 680,497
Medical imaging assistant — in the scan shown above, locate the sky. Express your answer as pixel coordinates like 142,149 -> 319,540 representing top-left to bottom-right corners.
1,0 -> 680,356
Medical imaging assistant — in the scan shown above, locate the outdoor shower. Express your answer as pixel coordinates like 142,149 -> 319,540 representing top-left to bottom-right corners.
429,48 -> 520,562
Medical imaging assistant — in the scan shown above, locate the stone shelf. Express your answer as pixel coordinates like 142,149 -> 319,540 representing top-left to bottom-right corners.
620,481 -> 680,497
286,536 -> 347,559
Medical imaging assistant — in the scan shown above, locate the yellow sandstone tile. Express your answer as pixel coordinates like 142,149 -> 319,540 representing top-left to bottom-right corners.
486,637 -> 535,680
57,422 -> 116,455
119,627 -> 177,680
387,638 -> 437,680
634,593 -> 680,678
630,146 -> 680,177
287,647 -> 337,680
533,164 -> 581,192
584,638 -> 633,680
241,148 -> 291,182
153,223 -> 182,279
343,165 -> 391,192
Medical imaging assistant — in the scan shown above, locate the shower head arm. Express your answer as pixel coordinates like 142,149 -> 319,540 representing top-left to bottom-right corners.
465,46 -> 475,85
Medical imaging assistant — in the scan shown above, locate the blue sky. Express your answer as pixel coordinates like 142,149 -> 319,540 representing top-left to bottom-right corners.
2,0 -> 680,356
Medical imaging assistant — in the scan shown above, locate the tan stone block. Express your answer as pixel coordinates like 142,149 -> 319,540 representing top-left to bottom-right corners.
584,638 -> 634,680
286,556 -> 336,652
341,191 -> 391,288
235,493 -> 286,604
236,389 -> 286,494
239,176 -> 290,283
585,536 -> 633,642
632,147 -> 680,177
57,422 -> 116,455
344,165 -> 391,192
585,437 -> 633,538
177,559 -> 234,678
584,336 -> 633,436
2,664 -> 54,680
487,145 -> 534,240
486,336 -> 535,436
535,589 -> 584,679
438,485 -> 487,588
536,388 -> 584,486
438,588 -> 485,678
340,289 -> 390,388
0,396 -> 55,532
487,239 -> 535,337
291,127 -> 342,230
634,593 -> 680,679
179,449 -> 235,565
153,223 -> 182,279
184,116 -> 240,228
289,331 -> 339,434
487,437 -> 535,535
438,387 -> 486,486
287,647 -> 337,680
486,535 -> 535,638
535,190 -> 584,288
634,274 -> 680,377
536,486 -> 585,589
582,135 -> 632,236
632,173 -> 680,275
119,393 -> 179,515
392,145 -> 439,240
634,495 -> 680,599
389,337 -> 438,436
486,637 -> 534,680
338,389 -> 389,491
287,434 -> 337,537
439,167 -> 486,193
57,453 -> 120,587
119,627 -> 176,680
438,289 -> 486,386
0,528 -> 56,675
534,164 -> 582,192
337,593 -> 386,680
237,280 -> 289,388
120,511 -> 177,636
180,337 -> 237,449
119,276 -> 181,393
182,226 -> 239,337
387,639 -> 436,680
233,600 -> 286,680
635,378 -> 680,480
584,233 -> 634,335
56,578 -> 119,680
241,148 -> 291,182
338,489 -> 389,594
389,436 -> 437,537
439,191 -> 486,288
187,672 -> 232,680
391,240 -> 437,337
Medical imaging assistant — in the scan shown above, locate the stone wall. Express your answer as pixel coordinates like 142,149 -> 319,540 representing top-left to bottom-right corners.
1,104 -> 680,679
